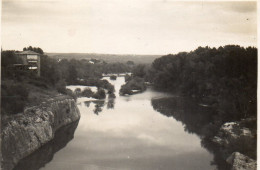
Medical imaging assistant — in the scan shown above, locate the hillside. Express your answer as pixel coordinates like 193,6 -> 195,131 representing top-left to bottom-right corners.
47,53 -> 161,64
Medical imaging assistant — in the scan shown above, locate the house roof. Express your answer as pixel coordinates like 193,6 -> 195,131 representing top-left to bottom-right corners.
16,51 -> 40,55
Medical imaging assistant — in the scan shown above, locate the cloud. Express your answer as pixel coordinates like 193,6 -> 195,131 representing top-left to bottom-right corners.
2,0 -> 257,54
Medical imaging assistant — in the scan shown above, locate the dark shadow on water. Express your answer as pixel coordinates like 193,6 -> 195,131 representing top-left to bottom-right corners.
93,100 -> 105,115
84,99 -> 114,115
107,98 -> 115,109
84,101 -> 91,107
13,120 -> 79,170
151,97 -> 231,170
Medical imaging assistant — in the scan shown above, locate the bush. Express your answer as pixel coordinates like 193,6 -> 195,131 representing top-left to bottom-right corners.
93,88 -> 106,99
74,88 -> 81,96
120,77 -> 146,95
1,83 -> 29,115
65,89 -> 77,100
28,79 -> 49,89
125,74 -> 132,82
110,75 -> 117,80
108,93 -> 116,98
81,88 -> 94,97
78,79 -> 115,97
56,80 -> 67,94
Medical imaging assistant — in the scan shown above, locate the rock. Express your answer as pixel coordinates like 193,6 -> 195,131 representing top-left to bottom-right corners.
1,96 -> 80,170
212,136 -> 223,145
226,152 -> 256,170
212,121 -> 254,147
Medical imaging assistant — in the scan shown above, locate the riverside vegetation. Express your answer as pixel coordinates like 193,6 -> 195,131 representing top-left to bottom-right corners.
1,45 -> 257,170
148,45 -> 257,169
149,45 -> 257,128
120,45 -> 257,169
1,47 -> 137,117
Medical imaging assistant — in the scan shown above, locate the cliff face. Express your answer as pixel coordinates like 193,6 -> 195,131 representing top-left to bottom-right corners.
1,96 -> 80,170
13,120 -> 79,170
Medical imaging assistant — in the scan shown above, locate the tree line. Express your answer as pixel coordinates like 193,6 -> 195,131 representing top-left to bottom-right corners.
1,47 -> 135,115
149,45 -> 257,123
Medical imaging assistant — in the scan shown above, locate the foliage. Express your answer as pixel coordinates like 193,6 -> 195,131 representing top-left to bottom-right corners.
126,60 -> 135,66
40,55 -> 62,86
102,62 -> 130,74
23,46 -> 44,54
81,88 -> 94,98
1,82 -> 29,115
132,64 -> 147,78
120,77 -> 146,95
67,61 -> 78,85
110,75 -> 117,80
92,89 -> 106,99
108,93 -> 116,98
150,45 -> 257,123
1,51 -> 23,67
55,80 -> 67,94
125,74 -> 132,82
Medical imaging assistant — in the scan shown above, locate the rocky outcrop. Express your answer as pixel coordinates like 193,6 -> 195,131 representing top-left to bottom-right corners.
13,121 -> 79,170
226,152 -> 256,170
212,118 -> 256,170
212,121 -> 254,147
1,96 -> 80,170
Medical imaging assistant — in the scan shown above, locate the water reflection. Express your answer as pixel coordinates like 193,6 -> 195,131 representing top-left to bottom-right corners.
83,98 -> 115,114
107,98 -> 115,109
151,97 -> 214,136
84,101 -> 91,107
151,97 -> 230,170
13,121 -> 79,170
15,77 -> 218,170
93,100 -> 105,115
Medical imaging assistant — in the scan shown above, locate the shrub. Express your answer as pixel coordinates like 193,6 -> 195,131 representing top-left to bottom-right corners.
108,93 -> 116,98
1,83 -> 29,115
125,74 -> 132,82
81,88 -> 94,97
93,88 -> 106,99
120,77 -> 146,95
74,88 -> 81,96
56,80 -> 67,94
28,79 -> 49,89
110,75 -> 117,80
65,89 -> 77,100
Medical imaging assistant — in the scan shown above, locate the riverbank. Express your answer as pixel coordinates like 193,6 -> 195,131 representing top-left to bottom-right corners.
13,120 -> 79,170
31,77 -> 217,170
151,97 -> 256,170
212,118 -> 256,169
1,95 -> 80,170
119,76 -> 146,95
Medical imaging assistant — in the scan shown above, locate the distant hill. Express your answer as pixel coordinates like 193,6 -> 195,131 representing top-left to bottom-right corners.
46,53 -> 161,64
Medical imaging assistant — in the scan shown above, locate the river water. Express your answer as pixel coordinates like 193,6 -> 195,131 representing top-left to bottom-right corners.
15,77 -> 217,170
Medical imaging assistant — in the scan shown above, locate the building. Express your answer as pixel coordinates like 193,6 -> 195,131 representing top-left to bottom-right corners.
15,51 -> 41,76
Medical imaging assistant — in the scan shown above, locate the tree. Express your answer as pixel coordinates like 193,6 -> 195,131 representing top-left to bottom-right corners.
67,64 -> 78,85
126,60 -> 135,66
23,46 -> 44,54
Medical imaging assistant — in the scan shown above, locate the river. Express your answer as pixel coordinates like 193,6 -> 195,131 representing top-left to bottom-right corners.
15,77 -> 218,170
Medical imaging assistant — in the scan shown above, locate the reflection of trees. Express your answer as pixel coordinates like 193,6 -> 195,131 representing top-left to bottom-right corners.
84,100 -> 113,114
151,97 -> 229,170
201,138 -> 231,170
93,100 -> 105,115
13,121 -> 79,170
107,98 -> 115,109
151,97 -> 216,136
84,101 -> 91,107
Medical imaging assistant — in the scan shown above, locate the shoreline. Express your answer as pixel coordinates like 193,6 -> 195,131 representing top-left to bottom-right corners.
1,95 -> 80,170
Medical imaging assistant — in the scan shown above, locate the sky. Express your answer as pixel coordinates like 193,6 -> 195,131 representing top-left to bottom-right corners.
1,0 -> 257,55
